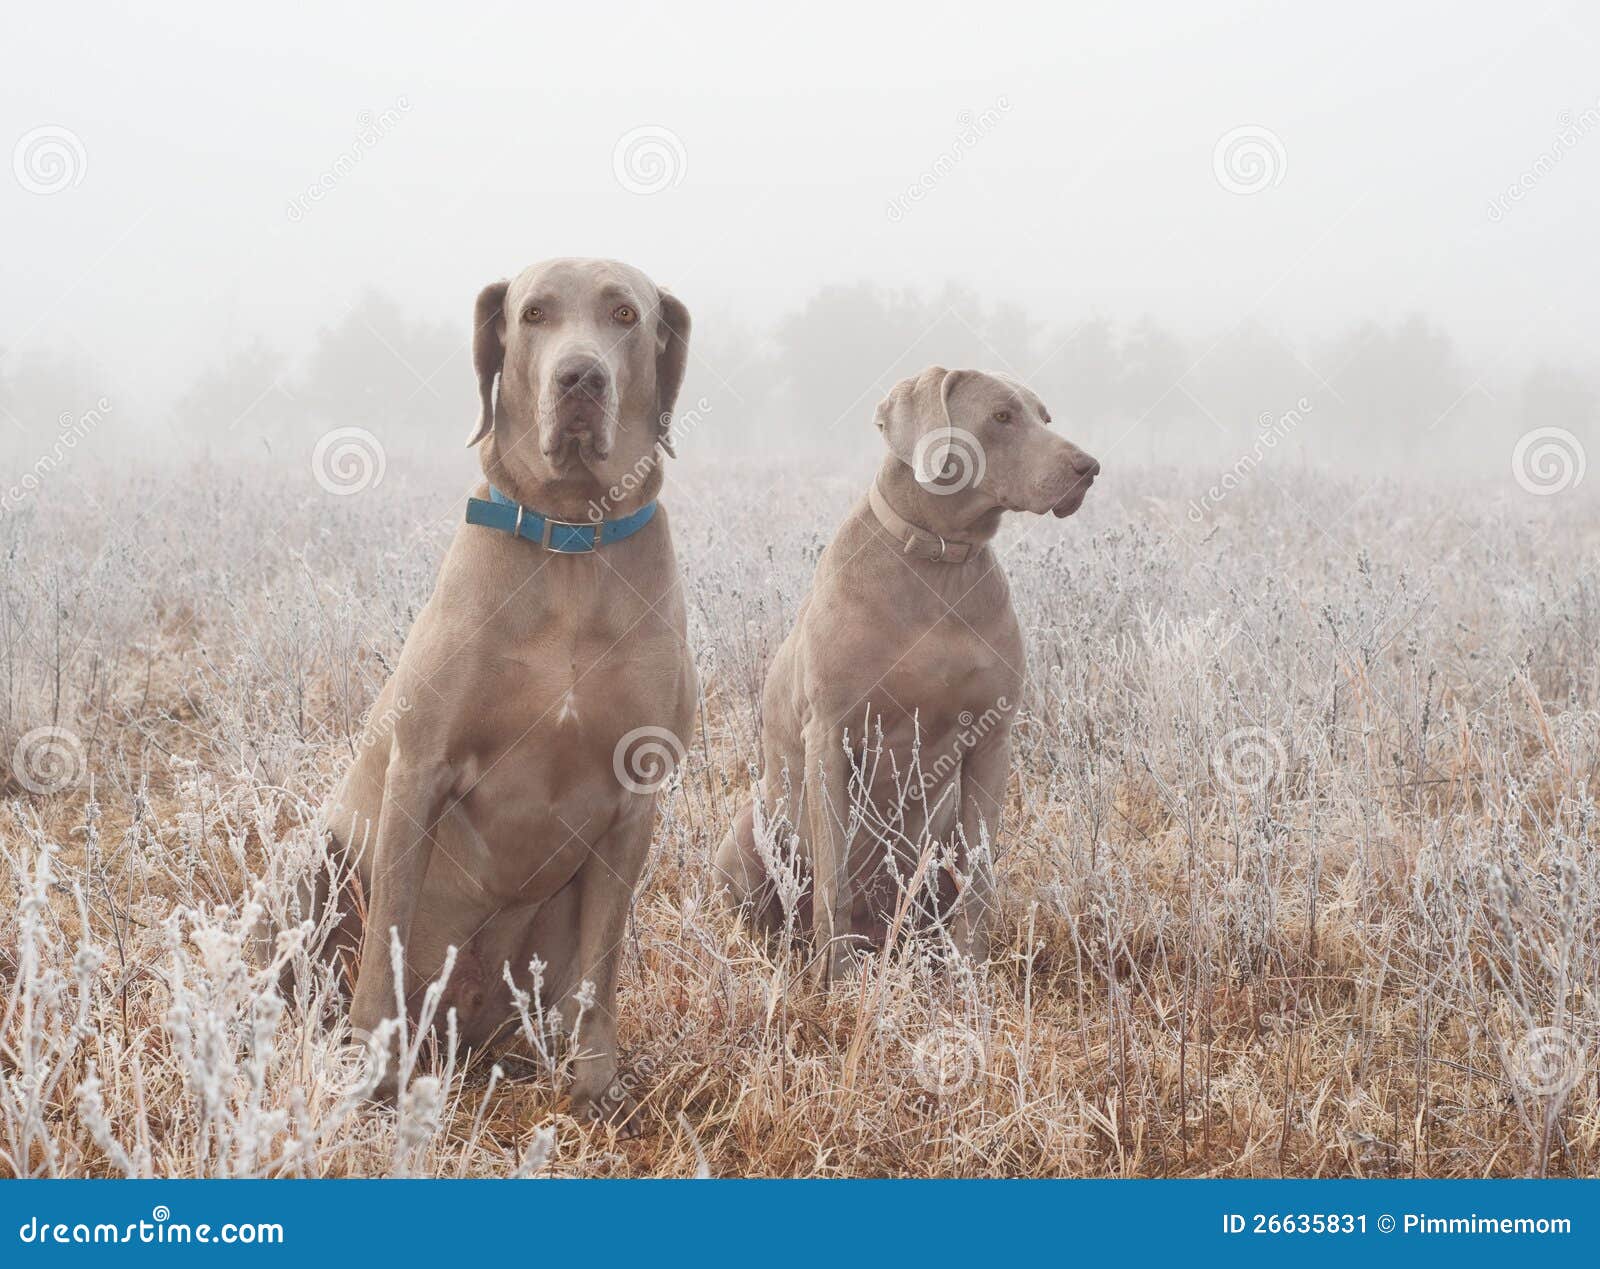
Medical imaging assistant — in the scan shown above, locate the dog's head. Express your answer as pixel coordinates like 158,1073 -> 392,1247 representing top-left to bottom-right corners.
469,258 -> 690,495
875,367 -> 1099,518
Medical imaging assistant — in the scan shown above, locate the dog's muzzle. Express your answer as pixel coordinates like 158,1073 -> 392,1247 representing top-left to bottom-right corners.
542,355 -> 614,457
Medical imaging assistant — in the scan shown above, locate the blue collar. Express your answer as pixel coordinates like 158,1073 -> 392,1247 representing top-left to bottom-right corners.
465,485 -> 657,553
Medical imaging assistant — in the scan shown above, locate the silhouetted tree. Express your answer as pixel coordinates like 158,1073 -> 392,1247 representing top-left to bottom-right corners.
1323,315 -> 1465,459
297,291 -> 463,440
1119,316 -> 1192,461
1518,365 -> 1596,433
172,340 -> 302,448
0,349 -> 106,438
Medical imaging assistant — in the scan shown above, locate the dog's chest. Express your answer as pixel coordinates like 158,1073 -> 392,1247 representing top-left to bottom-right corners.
431,642 -> 691,903
456,618 -> 691,792
475,615 -> 687,733
880,601 -> 1021,706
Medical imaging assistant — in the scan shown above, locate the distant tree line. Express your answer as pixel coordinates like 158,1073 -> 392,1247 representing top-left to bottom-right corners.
2,284 -> 1593,472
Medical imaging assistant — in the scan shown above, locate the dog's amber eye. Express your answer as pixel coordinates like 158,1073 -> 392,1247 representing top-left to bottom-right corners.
993,409 -> 1012,424
522,305 -> 544,324
613,304 -> 637,325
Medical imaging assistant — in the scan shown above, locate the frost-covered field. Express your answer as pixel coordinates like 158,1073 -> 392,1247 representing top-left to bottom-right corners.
3,453 -> 1599,1177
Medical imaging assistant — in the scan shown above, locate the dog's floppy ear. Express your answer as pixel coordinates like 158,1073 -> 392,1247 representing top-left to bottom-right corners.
467,280 -> 509,447
875,366 -> 969,480
654,289 -> 691,458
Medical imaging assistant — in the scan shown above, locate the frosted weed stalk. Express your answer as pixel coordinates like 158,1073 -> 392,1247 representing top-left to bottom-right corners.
0,783 -> 488,1177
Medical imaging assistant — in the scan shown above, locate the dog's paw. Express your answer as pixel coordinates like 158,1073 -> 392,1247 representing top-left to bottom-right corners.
571,1088 -> 647,1139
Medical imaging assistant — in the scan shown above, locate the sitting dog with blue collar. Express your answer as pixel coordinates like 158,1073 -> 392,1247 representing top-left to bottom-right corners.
313,258 -> 695,1125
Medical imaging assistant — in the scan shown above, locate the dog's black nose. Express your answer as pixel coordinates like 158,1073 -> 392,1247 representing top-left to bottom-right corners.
1074,452 -> 1102,479
556,358 -> 608,399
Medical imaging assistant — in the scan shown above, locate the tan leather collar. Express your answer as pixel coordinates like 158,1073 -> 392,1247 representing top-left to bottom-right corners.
868,481 -> 979,564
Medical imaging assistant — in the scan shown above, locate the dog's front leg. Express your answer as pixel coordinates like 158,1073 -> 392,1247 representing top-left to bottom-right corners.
562,809 -> 653,1133
348,757 -> 450,1098
803,719 -> 859,984
950,732 -> 1009,963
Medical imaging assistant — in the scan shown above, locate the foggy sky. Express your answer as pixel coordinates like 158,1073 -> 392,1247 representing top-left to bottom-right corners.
4,0 -> 1600,414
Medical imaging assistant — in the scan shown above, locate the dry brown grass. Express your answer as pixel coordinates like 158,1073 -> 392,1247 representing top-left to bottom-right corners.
3,455 -> 1598,1177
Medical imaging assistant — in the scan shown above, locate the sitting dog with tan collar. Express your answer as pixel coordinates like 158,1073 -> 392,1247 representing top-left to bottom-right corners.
714,367 -> 1099,977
